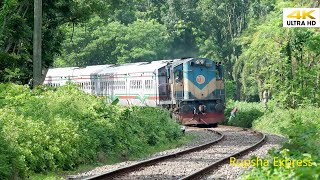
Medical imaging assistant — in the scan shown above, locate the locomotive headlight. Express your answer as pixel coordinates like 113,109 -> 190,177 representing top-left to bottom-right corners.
196,60 -> 200,64
200,59 -> 205,65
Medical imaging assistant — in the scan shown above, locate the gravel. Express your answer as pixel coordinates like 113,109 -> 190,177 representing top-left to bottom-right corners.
110,126 -> 262,180
67,127 -> 221,179
201,133 -> 285,180
67,126 -> 285,180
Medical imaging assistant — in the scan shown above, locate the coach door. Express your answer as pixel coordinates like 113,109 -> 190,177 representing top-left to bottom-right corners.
174,65 -> 184,99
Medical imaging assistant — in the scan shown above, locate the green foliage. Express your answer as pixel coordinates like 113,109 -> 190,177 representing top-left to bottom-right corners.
225,80 -> 236,100
253,107 -> 320,137
0,83 -> 183,179
224,100 -> 265,128
241,149 -> 319,180
0,53 -> 31,84
55,18 -> 171,66
0,0 -> 123,84
242,107 -> 320,179
234,1 -> 320,106
54,0 -> 268,75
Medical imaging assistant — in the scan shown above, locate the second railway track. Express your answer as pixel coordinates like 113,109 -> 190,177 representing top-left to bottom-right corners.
79,126 -> 265,180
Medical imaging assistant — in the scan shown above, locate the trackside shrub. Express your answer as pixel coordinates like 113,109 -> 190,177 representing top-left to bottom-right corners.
241,107 -> 320,180
0,83 -> 183,179
224,100 -> 264,128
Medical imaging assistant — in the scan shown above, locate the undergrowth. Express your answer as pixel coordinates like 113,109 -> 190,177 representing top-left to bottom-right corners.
241,107 -> 320,179
223,100 -> 265,128
0,83 -> 184,179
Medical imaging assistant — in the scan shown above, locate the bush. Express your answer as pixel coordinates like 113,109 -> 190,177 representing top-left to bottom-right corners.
242,107 -> 320,180
223,100 -> 265,128
0,83 -> 183,179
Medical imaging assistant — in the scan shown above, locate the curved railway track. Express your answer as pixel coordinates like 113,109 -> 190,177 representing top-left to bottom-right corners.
77,126 -> 265,180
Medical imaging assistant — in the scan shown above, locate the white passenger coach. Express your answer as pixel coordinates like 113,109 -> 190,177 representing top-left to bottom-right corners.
44,60 -> 171,107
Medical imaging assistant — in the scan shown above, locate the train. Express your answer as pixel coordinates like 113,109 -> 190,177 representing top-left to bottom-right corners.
43,58 -> 225,126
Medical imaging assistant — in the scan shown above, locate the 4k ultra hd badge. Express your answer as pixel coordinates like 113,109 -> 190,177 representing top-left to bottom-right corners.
283,8 -> 320,27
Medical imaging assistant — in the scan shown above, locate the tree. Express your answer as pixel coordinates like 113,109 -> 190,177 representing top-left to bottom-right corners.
233,0 -> 320,106
55,17 -> 171,66
0,0 -> 123,84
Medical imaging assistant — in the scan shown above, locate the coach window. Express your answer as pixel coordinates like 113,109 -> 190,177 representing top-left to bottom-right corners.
110,81 -> 113,90
137,80 -> 142,89
120,81 -> 124,89
130,80 -> 134,89
145,80 -> 153,89
145,80 -> 149,89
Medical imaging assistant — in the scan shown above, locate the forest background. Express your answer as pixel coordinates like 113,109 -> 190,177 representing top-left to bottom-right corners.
0,0 -> 319,179
1,0 -> 319,107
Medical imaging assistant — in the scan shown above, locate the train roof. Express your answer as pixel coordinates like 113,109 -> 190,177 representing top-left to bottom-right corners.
46,67 -> 78,78
172,58 -> 194,67
45,58 -> 197,78
98,60 -> 172,75
72,64 -> 112,76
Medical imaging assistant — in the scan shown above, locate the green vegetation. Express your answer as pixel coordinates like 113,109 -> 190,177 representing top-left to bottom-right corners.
224,100 -> 265,128
0,84 -> 184,179
233,1 -> 320,107
223,100 -> 319,179
241,107 -> 320,180
1,0 -> 319,179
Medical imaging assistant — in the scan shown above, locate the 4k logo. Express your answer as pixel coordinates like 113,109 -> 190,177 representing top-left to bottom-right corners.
287,10 -> 315,19
283,8 -> 320,27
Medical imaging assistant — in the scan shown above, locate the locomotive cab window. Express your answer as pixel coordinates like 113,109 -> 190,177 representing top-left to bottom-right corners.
174,70 -> 182,82
215,63 -> 223,80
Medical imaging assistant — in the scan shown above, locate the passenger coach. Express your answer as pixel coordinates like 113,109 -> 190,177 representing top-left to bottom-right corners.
44,58 -> 225,126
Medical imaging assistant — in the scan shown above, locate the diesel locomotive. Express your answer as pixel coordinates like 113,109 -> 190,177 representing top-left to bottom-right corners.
44,58 -> 225,126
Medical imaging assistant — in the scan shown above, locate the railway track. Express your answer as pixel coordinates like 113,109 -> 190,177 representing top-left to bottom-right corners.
78,126 -> 265,180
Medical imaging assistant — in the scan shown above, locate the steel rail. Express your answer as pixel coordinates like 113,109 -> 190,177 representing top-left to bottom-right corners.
180,132 -> 266,180
80,129 -> 224,180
